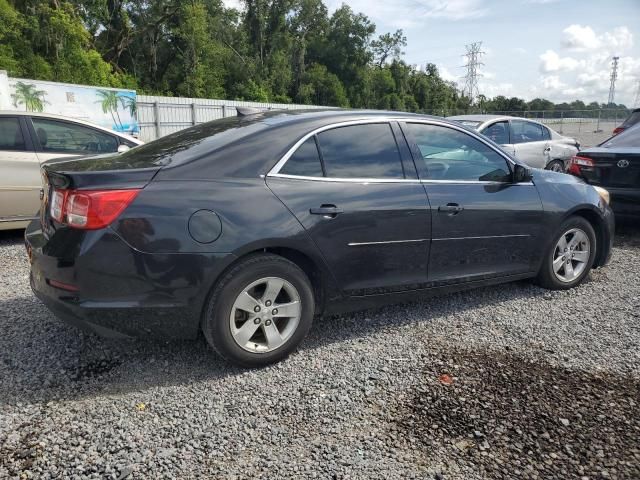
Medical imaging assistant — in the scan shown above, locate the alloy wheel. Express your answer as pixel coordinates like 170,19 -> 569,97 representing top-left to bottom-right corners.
229,277 -> 302,353
552,228 -> 590,283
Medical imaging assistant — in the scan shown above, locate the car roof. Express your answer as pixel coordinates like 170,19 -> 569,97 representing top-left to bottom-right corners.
447,114 -> 507,122
0,110 -> 143,143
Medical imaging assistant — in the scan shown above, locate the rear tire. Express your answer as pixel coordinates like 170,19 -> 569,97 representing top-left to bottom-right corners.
536,216 -> 596,290
545,159 -> 565,173
202,254 -> 314,367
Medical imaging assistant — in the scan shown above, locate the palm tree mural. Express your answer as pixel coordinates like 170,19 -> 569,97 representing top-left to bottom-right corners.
118,94 -> 137,117
11,82 -> 48,112
95,89 -> 123,128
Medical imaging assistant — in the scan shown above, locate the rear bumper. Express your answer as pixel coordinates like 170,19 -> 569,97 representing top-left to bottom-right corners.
25,221 -> 235,340
608,187 -> 640,217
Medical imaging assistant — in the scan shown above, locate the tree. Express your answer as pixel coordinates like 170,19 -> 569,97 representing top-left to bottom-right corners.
11,82 -> 47,112
371,30 -> 406,67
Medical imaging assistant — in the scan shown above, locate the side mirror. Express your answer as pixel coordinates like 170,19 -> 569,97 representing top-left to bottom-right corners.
513,164 -> 532,183
117,144 -> 130,153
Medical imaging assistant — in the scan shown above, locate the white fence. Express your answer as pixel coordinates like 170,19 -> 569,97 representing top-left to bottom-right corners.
137,95 -> 329,142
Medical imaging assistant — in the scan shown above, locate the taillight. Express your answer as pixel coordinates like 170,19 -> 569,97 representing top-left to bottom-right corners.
567,155 -> 594,176
613,127 -> 624,135
49,188 -> 140,229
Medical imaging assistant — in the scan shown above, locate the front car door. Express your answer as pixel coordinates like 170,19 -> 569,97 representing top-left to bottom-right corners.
267,121 -> 432,295
510,120 -> 549,169
0,115 -> 41,223
401,121 -> 544,284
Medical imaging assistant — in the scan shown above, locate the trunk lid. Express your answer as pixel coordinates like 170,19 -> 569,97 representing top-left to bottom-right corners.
40,154 -> 161,235
577,147 -> 640,189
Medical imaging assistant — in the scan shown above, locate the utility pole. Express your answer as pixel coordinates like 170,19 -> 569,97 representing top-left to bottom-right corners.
607,56 -> 619,106
462,42 -> 484,105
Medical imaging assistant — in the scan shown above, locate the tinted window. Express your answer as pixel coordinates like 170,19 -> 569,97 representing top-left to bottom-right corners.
317,124 -> 404,178
511,120 -> 544,144
280,137 -> 323,177
481,121 -> 509,144
32,118 -> 118,153
620,110 -> 640,128
541,125 -> 551,140
404,123 -> 511,182
601,123 -> 640,148
0,117 -> 26,150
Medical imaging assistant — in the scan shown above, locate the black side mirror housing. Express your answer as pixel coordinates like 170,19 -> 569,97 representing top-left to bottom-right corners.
513,164 -> 533,183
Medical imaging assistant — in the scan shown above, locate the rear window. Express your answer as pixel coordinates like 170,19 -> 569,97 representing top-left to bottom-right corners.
621,110 -> 640,128
106,115 -> 271,170
601,124 -> 640,148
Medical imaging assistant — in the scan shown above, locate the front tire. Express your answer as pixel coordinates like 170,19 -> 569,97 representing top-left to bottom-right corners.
536,216 -> 596,290
202,254 -> 315,367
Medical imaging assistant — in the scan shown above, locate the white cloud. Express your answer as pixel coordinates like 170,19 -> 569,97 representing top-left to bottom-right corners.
438,65 -> 458,82
541,75 -> 566,90
562,24 -> 633,53
539,50 -> 584,73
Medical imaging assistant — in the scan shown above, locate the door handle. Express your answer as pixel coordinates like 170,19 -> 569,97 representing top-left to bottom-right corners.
310,204 -> 343,217
438,203 -> 464,214
544,146 -> 552,153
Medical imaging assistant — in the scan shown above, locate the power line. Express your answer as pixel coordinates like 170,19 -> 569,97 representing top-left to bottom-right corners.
462,42 -> 484,104
607,56 -> 619,105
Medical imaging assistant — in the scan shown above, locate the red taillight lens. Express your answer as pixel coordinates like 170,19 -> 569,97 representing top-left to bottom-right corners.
613,127 -> 624,135
50,188 -> 140,229
567,155 -> 594,176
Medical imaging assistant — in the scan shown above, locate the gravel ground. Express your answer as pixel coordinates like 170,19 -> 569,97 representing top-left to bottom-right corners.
0,222 -> 639,479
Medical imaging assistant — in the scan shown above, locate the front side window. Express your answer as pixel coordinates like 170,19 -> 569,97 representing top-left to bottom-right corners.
0,117 -> 26,150
279,137 -> 323,177
511,120 -> 544,144
32,118 -> 119,154
404,123 -> 511,182
316,124 -> 404,179
481,121 -> 510,144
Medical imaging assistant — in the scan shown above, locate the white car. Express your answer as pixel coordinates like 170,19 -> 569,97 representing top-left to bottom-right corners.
448,115 -> 579,172
0,111 -> 143,230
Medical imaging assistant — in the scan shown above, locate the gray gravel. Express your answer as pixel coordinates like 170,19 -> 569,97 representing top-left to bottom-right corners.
1,223 -> 639,479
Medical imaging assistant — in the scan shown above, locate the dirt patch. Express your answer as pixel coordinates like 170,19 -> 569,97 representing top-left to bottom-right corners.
395,347 -> 640,479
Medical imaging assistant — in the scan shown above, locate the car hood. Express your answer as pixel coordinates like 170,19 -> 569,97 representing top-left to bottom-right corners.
531,168 -> 585,185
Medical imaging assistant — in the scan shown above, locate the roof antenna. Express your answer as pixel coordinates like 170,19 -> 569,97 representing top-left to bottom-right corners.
236,107 -> 263,116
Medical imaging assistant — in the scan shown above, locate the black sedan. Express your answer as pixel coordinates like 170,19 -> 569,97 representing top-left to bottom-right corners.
568,123 -> 639,218
25,110 -> 614,367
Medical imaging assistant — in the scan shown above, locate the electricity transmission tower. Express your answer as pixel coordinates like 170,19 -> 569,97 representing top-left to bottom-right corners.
462,42 -> 484,104
607,56 -> 619,105
634,79 -> 640,108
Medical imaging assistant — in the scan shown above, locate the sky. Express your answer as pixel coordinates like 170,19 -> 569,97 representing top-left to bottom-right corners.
224,0 -> 640,107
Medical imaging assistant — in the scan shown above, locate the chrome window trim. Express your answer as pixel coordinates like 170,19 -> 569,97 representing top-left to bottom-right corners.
266,116 -> 521,183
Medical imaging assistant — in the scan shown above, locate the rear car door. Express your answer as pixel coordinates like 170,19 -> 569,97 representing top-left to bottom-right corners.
0,115 -> 41,222
401,121 -> 544,283
29,117 -> 121,162
479,120 -> 515,155
267,121 -> 432,295
510,120 -> 549,169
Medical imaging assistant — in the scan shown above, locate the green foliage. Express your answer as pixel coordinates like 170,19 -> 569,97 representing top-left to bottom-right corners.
0,0 -> 605,115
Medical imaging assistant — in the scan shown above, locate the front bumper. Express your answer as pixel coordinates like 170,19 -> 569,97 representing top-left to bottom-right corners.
25,221 -> 233,340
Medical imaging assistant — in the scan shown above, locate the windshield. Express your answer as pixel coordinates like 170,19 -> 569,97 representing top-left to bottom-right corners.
600,123 -> 640,148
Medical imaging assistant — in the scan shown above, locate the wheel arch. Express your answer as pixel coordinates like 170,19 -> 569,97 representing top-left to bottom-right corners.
565,207 -> 607,267
199,243 -> 332,327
